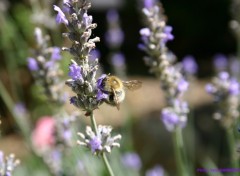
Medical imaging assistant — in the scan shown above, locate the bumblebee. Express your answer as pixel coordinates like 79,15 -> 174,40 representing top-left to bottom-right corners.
99,75 -> 142,110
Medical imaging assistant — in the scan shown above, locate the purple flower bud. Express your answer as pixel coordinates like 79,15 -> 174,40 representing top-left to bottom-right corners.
138,43 -> 146,50
218,71 -> 229,81
70,96 -> 76,104
51,47 -> 61,60
97,90 -> 108,101
182,55 -> 198,74
143,0 -> 156,9
229,79 -> 240,95
68,64 -> 83,80
146,165 -> 164,176
89,136 -> 102,153
111,53 -> 125,67
140,28 -> 151,37
44,61 -> 54,68
83,13 -> 92,27
205,84 -> 215,94
177,79 -> 189,93
97,74 -> 107,90
53,5 -> 68,25
89,49 -> 101,61
121,152 -> 142,170
27,57 -> 39,71
105,28 -> 124,47
14,103 -> 27,116
106,9 -> 119,23
162,26 -> 174,43
213,54 -> 228,71
161,109 -> 179,131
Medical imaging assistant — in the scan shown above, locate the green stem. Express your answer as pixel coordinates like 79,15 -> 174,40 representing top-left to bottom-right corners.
89,112 -> 115,176
226,127 -> 239,169
102,153 -> 115,176
90,111 -> 98,135
172,127 -> 188,176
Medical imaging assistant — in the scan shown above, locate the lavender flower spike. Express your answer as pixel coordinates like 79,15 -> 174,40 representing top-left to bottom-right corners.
27,57 -> 39,71
77,125 -> 121,155
140,1 -> 189,131
206,71 -> 240,127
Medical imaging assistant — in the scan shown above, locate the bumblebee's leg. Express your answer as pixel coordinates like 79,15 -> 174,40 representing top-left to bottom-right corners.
112,88 -> 120,110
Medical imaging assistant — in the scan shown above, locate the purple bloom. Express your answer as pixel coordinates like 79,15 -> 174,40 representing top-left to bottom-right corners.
106,9 -> 119,23
218,71 -> 229,81
143,0 -> 156,9
14,103 -> 27,116
177,79 -> 189,93
138,43 -> 146,51
68,64 -> 82,80
27,57 -> 39,71
140,28 -> 151,37
97,90 -> 108,101
111,53 -> 125,67
162,26 -> 174,43
89,136 -> 102,153
70,96 -> 77,104
83,13 -> 92,27
182,55 -> 198,74
51,47 -> 61,60
105,28 -> 124,47
44,61 -> 55,68
53,5 -> 68,25
89,49 -> 101,61
121,152 -> 142,170
146,165 -> 164,176
97,74 -> 107,90
213,54 -> 228,71
161,109 -> 179,131
229,79 -> 240,95
205,84 -> 215,94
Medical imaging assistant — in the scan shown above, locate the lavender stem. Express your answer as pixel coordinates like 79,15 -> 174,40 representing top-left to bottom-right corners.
89,112 -> 115,176
173,127 -> 188,176
226,127 -> 239,168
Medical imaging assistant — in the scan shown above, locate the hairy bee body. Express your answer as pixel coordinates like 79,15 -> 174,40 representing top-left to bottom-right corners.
100,75 -> 141,110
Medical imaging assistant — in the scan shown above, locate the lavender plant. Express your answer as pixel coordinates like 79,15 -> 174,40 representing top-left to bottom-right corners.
206,71 -> 240,127
27,26 -> 92,175
53,0 -> 122,175
139,3 -> 189,132
27,27 -> 66,106
139,1 -> 190,175
206,71 -> 240,168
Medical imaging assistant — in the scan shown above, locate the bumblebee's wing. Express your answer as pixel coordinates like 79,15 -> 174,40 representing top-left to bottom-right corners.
122,80 -> 142,91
